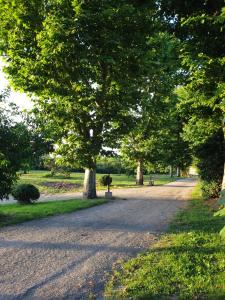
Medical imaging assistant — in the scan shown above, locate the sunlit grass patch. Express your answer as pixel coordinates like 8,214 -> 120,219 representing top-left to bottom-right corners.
105,184 -> 225,299
0,198 -> 106,228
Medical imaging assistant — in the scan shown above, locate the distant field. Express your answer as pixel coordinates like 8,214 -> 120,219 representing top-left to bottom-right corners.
18,171 -> 179,194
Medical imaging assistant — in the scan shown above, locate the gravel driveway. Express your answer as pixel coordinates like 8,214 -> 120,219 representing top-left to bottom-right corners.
0,178 -> 196,300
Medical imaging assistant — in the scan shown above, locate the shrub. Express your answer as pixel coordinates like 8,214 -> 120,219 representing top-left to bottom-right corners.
194,129 -> 224,198
100,175 -> 112,187
201,181 -> 221,199
12,184 -> 40,204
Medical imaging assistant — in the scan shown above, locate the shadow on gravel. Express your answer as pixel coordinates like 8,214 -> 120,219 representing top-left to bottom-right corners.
0,239 -> 144,254
0,217 -> 166,234
158,185 -> 195,188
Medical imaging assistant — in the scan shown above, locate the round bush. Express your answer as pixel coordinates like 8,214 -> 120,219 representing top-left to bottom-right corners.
100,175 -> 112,186
12,184 -> 40,204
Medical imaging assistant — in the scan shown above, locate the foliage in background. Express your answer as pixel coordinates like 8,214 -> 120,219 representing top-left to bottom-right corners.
96,156 -> 125,174
23,110 -> 54,170
161,0 -> 225,196
42,155 -> 128,175
0,89 -> 31,199
177,86 -> 224,198
121,33 -> 178,173
42,154 -> 71,178
120,32 -> 192,181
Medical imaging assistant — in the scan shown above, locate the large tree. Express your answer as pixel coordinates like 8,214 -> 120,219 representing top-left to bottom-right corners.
0,0 -> 157,198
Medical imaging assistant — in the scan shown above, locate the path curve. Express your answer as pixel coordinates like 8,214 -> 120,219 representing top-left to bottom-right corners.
0,178 -> 196,299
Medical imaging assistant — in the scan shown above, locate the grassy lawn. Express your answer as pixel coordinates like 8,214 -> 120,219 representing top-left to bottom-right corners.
105,184 -> 225,299
18,170 -> 178,194
0,199 -> 106,228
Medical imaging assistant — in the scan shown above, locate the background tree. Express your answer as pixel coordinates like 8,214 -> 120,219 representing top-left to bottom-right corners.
177,86 -> 224,197
159,95 -> 192,178
161,0 -> 225,196
23,110 -> 54,170
0,0 -> 157,198
96,156 -> 125,175
120,32 -> 183,184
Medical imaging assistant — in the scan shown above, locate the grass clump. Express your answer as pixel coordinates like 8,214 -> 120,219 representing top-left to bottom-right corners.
105,184 -> 225,299
0,198 -> 106,228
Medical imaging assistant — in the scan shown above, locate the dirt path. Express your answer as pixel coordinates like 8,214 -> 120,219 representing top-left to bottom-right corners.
0,179 -> 196,299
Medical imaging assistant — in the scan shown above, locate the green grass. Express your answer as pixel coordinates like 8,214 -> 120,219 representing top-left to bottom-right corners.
105,184 -> 225,299
18,170 -> 178,194
0,199 -> 106,228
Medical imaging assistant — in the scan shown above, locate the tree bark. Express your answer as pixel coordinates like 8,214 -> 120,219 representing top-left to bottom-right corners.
169,165 -> 173,178
176,167 -> 181,177
221,120 -> 225,190
222,164 -> 225,190
83,168 -> 97,199
136,159 -> 144,185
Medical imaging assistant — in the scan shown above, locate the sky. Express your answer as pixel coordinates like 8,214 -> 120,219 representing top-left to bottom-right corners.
0,60 -> 33,110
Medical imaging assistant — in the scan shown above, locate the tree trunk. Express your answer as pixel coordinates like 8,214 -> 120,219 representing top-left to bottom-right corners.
222,121 -> 225,190
222,164 -> 225,190
83,168 -> 97,199
136,159 -> 144,185
169,165 -> 173,178
176,167 -> 181,177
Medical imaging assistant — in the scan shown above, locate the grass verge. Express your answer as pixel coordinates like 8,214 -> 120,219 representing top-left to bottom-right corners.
0,199 -> 106,228
105,184 -> 225,299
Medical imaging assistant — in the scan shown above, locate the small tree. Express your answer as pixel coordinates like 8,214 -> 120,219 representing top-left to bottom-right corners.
100,175 -> 112,193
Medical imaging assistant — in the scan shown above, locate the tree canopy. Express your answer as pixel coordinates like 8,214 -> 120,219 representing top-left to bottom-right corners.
120,32 -> 191,183
0,0 -> 224,198
0,0 -> 160,197
160,0 -> 225,196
